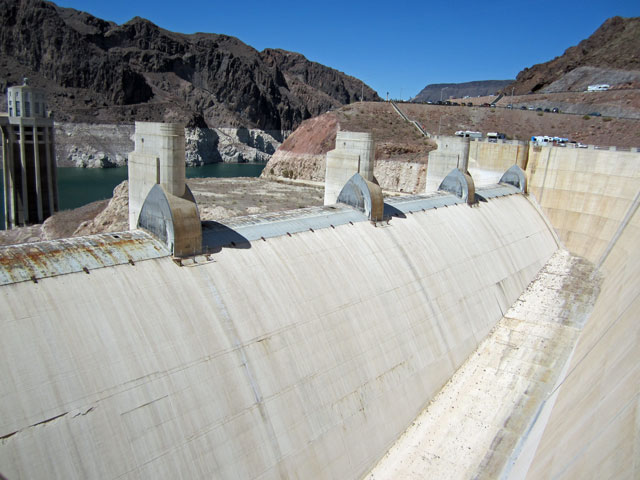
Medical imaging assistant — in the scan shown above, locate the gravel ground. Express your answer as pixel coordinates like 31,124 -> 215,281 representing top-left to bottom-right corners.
0,178 -> 324,246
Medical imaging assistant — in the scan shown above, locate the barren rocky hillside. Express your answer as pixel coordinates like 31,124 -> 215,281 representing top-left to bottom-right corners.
262,100 -> 640,187
0,0 -> 380,129
413,80 -> 513,103
505,16 -> 640,94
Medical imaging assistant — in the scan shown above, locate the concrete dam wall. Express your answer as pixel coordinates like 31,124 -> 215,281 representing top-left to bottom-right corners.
514,144 -> 640,479
0,190 -> 558,479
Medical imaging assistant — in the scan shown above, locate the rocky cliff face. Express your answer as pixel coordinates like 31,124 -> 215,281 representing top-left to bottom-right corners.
412,80 -> 513,103
504,16 -> 640,94
0,0 -> 380,131
54,123 -> 285,168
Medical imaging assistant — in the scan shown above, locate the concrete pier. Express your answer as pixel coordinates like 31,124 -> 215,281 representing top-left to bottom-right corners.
324,131 -> 375,205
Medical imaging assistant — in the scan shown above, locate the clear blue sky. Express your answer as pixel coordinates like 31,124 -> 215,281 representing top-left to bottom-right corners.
56,0 -> 639,100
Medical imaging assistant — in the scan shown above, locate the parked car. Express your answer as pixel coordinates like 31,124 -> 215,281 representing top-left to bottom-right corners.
528,106 -> 535,110
490,103 -> 496,108
506,104 -> 513,109
520,106 -> 527,110
552,107 -> 559,113
544,108 -> 551,113
588,112 -> 601,117
536,107 -> 542,111
467,102 -> 473,107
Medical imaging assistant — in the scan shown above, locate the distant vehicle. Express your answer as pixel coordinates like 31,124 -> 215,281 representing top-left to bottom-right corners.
587,84 -> 610,92
461,102 -> 466,106
532,135 -> 569,145
577,142 -> 588,148
467,102 -> 473,107
528,106 -> 535,110
506,104 -> 513,109
487,132 -> 506,142
452,102 -> 459,106
535,107 -> 542,111
482,103 -> 491,107
552,107 -> 559,113
520,106 -> 527,110
455,130 -> 482,139
544,108 -> 551,112
427,101 -> 433,104
490,103 -> 496,108
588,112 -> 602,117
444,101 -> 452,106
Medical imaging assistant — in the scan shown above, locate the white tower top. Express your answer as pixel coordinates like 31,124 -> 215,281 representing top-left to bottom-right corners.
7,78 -> 48,119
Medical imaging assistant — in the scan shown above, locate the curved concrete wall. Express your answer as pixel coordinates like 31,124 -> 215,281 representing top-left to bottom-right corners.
0,194 -> 557,479
524,186 -> 640,480
526,144 -> 640,264
518,145 -> 640,479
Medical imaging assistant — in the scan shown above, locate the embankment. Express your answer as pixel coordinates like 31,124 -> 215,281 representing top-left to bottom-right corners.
0,191 -> 557,479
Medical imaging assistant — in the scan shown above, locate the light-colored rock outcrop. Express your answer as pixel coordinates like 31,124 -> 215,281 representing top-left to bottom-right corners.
374,160 -> 426,193
55,123 -> 134,168
54,123 -> 285,168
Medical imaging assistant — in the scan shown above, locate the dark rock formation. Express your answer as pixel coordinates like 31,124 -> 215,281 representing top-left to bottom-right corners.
0,0 -> 381,130
412,80 -> 513,103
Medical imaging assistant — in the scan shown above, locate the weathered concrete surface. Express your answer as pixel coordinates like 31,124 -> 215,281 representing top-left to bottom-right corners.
337,173 -> 384,221
366,249 -> 600,479
426,137 -> 528,193
324,131 -> 376,205
365,144 -> 640,479
514,144 -> 640,480
526,144 -> 640,264
0,192 -> 557,479
468,140 -> 528,187
128,122 -> 186,230
425,136 -> 470,192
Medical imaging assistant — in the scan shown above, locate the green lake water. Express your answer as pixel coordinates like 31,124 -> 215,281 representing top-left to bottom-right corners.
0,162 -> 266,230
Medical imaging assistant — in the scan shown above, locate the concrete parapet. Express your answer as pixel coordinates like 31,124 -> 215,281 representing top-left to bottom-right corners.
324,131 -> 375,205
337,173 -> 384,221
438,168 -> 475,204
128,122 -> 186,230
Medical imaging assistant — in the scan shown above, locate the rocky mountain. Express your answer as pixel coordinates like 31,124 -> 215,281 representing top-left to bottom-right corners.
0,0 -> 380,130
504,16 -> 640,94
412,80 -> 513,103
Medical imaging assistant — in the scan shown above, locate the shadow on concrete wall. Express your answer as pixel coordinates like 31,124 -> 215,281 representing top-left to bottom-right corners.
201,221 -> 252,253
